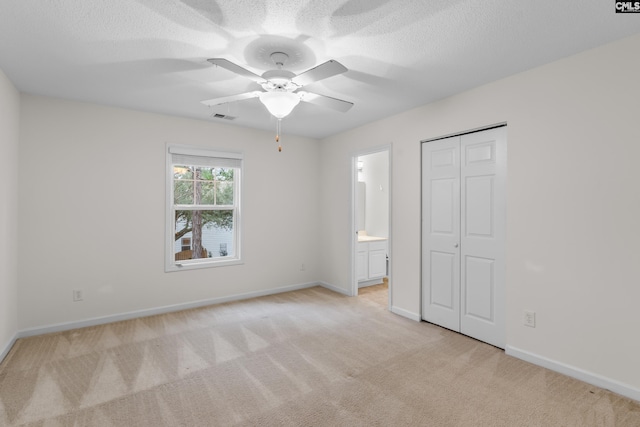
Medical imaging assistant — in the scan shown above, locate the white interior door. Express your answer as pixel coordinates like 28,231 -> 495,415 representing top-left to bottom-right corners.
421,137 -> 461,331
422,127 -> 506,348
459,128 -> 506,348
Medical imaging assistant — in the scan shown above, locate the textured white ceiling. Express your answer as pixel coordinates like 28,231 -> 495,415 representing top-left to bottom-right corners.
1,0 -> 639,139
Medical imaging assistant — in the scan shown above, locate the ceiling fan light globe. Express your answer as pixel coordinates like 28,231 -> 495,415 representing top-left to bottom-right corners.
259,92 -> 300,119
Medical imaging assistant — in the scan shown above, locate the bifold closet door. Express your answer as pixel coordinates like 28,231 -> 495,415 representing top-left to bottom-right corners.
421,136 -> 461,332
422,127 -> 506,348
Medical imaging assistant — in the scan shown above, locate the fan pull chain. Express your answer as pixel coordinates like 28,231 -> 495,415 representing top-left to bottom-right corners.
276,119 -> 282,152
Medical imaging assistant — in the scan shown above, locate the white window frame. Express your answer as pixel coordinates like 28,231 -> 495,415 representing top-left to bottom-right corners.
165,144 -> 243,272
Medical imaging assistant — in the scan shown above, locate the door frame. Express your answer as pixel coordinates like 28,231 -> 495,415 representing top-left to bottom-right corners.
350,144 -> 392,310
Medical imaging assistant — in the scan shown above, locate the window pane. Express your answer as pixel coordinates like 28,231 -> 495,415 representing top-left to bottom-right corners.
198,167 -> 215,181
174,165 -> 193,180
200,181 -> 216,204
216,181 -> 234,205
174,180 -> 193,204
174,209 -> 234,260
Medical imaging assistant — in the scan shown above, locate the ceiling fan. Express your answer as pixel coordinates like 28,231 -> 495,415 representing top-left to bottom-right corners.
201,52 -> 354,120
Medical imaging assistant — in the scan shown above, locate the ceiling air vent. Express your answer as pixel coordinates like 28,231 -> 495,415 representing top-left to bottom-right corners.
211,113 -> 236,120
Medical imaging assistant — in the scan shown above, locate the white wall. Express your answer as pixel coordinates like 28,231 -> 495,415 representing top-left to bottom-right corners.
319,33 -> 640,394
0,68 -> 20,359
18,95 -> 321,331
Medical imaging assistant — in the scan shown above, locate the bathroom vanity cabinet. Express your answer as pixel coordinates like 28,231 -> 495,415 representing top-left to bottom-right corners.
356,238 -> 387,286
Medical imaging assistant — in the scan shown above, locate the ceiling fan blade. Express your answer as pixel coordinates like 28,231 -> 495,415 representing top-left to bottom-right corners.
297,91 -> 353,112
201,91 -> 262,107
292,60 -> 348,86
207,58 -> 264,83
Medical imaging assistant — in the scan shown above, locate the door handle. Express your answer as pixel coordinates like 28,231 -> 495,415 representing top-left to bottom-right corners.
454,243 -> 459,248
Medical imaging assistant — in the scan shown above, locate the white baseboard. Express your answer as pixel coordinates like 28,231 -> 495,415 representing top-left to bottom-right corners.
358,279 -> 383,288
318,281 -> 352,296
18,282 -> 320,339
391,306 -> 421,322
0,333 -> 18,364
506,345 -> 640,403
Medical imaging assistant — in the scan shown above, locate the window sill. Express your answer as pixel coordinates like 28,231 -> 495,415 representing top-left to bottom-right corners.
165,258 -> 244,272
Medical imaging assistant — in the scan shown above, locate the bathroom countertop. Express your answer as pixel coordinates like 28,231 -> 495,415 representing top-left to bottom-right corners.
357,235 -> 387,242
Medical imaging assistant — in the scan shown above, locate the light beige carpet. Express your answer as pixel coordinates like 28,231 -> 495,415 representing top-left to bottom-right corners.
1,286 -> 638,426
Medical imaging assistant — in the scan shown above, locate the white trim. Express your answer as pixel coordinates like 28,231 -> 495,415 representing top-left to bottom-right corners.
419,122 -> 507,144
168,144 -> 243,159
318,281 -> 351,296
170,259 -> 244,272
350,154 -> 359,298
391,306 -> 421,322
506,345 -> 640,403
0,333 -> 18,364
387,146 -> 393,311
358,279 -> 384,288
17,282 -> 319,339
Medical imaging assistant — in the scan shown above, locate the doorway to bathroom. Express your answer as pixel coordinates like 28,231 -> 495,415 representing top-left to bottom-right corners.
351,146 -> 391,309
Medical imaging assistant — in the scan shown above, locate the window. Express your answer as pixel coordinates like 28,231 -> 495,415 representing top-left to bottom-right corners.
166,145 -> 242,271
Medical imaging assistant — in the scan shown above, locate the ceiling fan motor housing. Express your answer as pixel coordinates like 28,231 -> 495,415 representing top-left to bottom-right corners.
261,69 -> 299,92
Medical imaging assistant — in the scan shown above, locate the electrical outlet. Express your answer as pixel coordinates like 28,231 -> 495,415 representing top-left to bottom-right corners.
73,289 -> 83,302
524,310 -> 536,328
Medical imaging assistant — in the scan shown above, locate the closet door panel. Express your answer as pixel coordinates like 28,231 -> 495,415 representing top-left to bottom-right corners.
422,136 -> 461,331
464,256 -> 494,321
430,251 -> 456,309
460,127 -> 506,349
